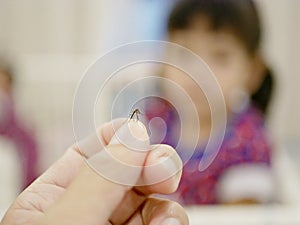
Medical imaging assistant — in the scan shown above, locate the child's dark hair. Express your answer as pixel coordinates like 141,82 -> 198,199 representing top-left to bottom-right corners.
167,0 -> 274,114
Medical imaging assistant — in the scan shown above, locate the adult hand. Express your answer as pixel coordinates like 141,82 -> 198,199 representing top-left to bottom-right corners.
1,119 -> 188,225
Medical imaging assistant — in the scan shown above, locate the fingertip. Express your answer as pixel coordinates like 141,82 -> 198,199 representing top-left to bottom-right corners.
109,120 -> 150,151
86,120 -> 151,186
99,118 -> 128,145
75,118 -> 128,158
141,144 -> 182,193
142,198 -> 189,225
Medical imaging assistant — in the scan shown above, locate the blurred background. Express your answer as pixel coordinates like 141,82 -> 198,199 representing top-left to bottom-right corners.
0,0 -> 299,223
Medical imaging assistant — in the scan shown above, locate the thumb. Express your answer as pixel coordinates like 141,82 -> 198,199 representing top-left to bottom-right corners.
40,120 -> 150,225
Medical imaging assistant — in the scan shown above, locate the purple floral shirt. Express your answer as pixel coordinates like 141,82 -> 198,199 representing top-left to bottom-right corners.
145,98 -> 272,205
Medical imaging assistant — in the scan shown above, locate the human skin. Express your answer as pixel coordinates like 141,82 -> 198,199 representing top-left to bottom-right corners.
163,18 -> 265,145
1,119 -> 188,225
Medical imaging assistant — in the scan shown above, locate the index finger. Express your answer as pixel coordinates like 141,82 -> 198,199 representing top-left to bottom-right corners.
34,118 -> 127,189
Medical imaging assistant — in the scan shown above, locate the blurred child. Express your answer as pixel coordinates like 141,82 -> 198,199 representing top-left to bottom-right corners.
145,0 -> 275,205
0,58 -> 39,190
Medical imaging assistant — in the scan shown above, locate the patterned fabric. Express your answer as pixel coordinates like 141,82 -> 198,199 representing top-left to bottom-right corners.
0,95 -> 38,190
145,98 -> 272,205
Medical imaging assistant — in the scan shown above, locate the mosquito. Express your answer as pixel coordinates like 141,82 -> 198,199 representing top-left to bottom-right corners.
129,108 -> 141,121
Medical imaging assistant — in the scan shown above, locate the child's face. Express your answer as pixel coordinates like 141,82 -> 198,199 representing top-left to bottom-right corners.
164,19 -> 259,119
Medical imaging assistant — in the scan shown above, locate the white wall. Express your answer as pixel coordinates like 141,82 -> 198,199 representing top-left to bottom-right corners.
258,0 -> 300,143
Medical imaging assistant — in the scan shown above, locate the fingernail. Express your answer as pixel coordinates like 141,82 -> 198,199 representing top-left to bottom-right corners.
109,120 -> 150,151
156,155 -> 178,177
144,144 -> 182,186
161,218 -> 181,225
